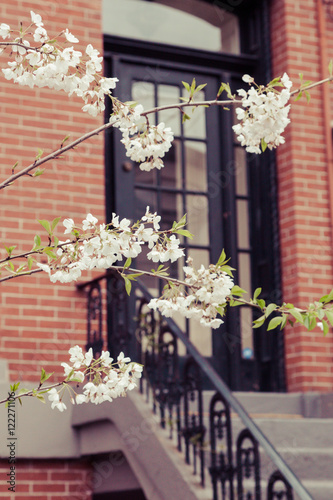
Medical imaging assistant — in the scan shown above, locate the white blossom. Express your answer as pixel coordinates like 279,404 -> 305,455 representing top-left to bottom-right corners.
232,74 -> 292,154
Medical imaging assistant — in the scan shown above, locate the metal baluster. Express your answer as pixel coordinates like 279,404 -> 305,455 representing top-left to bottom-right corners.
237,428 -> 261,500
209,392 -> 235,500
86,282 -> 103,357
267,471 -> 293,500
183,358 -> 206,486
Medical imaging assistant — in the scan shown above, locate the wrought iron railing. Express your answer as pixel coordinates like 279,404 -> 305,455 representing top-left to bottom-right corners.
78,272 -> 313,500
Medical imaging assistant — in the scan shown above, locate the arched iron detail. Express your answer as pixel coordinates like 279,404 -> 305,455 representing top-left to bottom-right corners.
136,297 -> 157,401
267,470 -> 293,500
209,392 -> 235,500
107,273 -> 130,357
136,298 -> 182,438
237,428 -> 261,500
86,282 -> 103,357
182,357 -> 206,486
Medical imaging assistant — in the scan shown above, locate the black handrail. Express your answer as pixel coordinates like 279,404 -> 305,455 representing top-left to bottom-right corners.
134,279 -> 312,500
78,272 -> 313,500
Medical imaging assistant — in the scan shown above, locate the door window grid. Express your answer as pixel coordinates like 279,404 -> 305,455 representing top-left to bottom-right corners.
234,142 -> 254,360
133,80 -> 212,356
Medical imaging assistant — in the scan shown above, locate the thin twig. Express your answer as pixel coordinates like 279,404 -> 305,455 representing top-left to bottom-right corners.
0,381 -> 64,405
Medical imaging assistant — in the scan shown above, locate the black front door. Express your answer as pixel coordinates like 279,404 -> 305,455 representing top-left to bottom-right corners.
104,37 -> 285,392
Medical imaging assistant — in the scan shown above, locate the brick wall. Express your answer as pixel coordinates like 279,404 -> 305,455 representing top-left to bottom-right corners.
0,1 -> 103,496
270,0 -> 333,391
0,0 -> 105,383
0,459 -> 93,499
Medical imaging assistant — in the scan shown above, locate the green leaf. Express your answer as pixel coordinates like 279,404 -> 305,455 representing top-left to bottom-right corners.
182,81 -> 190,92
289,308 -> 304,323
322,319 -> 329,336
62,135 -> 70,145
190,78 -> 196,92
257,299 -> 266,310
267,316 -> 283,331
268,77 -> 282,87
124,257 -> 132,269
281,314 -> 288,329
253,315 -> 266,329
35,148 -> 43,160
32,167 -> 45,177
10,382 -> 20,393
229,299 -> 243,307
34,234 -> 42,248
231,285 -> 247,296
40,368 -> 53,384
216,249 -> 231,268
220,265 -> 234,277
38,219 -> 52,235
51,217 -> 61,232
36,394 -> 46,403
305,91 -> 310,103
329,60 -> 333,77
325,309 -> 333,327
253,288 -> 262,301
53,236 -> 59,248
124,277 -> 132,296
27,256 -> 34,270
265,303 -> 277,318
126,273 -> 143,280
4,245 -> 16,257
194,83 -> 207,93
43,247 -> 57,259
261,138 -> 268,152
295,91 -> 303,101
173,214 -> 187,230
174,229 -> 193,239
182,113 -> 190,123
320,289 -> 333,304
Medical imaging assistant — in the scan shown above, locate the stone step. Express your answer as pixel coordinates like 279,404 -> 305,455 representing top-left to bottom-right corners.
231,417 -> 333,448
203,390 -> 333,418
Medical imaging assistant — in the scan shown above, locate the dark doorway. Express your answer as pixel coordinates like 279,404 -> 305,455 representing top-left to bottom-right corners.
104,27 -> 284,392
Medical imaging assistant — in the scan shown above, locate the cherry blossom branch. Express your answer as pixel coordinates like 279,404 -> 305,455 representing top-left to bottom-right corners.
0,41 -> 43,51
0,120 -> 115,190
290,75 -> 333,96
1,75 -> 332,190
0,381 -> 64,405
141,98 -> 239,117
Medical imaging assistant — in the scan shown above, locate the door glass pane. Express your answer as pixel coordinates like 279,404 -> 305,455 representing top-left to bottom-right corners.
182,89 -> 206,139
132,81 -> 155,125
237,199 -> 250,249
238,252 -> 251,298
187,195 -> 209,246
187,248 -> 210,269
240,307 -> 254,359
185,141 -> 207,191
234,147 -> 248,196
187,249 -> 212,356
135,189 -> 157,220
157,84 -> 181,136
160,140 -> 182,189
160,192 -> 183,231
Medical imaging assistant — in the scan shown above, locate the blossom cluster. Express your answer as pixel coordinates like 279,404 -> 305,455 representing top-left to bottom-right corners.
148,257 -> 234,329
110,101 -> 174,171
232,73 -> 292,154
37,207 -> 184,283
1,12 -> 118,116
48,346 -> 143,411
